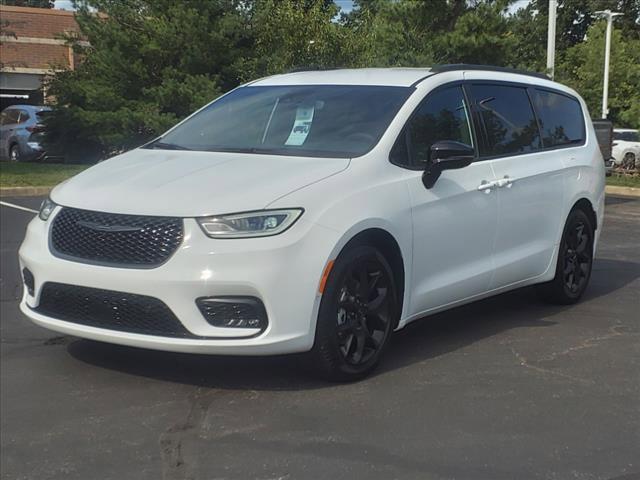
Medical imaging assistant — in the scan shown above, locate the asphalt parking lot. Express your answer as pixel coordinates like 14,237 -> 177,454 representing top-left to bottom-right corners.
1,195 -> 639,480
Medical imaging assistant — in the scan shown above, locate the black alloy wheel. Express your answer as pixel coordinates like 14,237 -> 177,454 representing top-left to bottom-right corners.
562,219 -> 591,295
335,258 -> 392,366
310,245 -> 397,381
537,208 -> 594,304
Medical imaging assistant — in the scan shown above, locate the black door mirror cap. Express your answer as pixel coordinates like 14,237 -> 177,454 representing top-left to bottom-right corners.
422,140 -> 474,189
431,140 -> 475,165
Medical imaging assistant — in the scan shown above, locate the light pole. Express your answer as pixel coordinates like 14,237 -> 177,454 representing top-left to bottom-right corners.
594,10 -> 623,119
546,0 -> 557,79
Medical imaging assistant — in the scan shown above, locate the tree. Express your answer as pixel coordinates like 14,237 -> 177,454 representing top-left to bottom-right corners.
344,0 -> 517,67
507,0 -> 640,73
42,0 -> 640,161
45,0 -> 253,161
433,1 -> 516,65
240,0 -> 367,80
558,21 -> 640,127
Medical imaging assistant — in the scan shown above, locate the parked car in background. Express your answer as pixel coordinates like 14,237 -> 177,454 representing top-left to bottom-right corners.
0,105 -> 52,162
19,66 -> 605,380
612,128 -> 639,169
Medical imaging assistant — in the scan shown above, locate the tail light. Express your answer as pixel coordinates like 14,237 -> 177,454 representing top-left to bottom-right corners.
26,124 -> 45,134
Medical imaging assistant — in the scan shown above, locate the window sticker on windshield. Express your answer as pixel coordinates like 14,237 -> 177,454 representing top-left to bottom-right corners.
285,105 -> 314,146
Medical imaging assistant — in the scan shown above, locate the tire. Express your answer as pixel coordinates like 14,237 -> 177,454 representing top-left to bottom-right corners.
622,152 -> 636,170
536,208 -> 594,305
9,144 -> 20,162
308,245 -> 398,381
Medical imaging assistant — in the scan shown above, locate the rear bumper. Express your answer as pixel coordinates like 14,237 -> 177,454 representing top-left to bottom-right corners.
19,142 -> 46,161
19,208 -> 340,355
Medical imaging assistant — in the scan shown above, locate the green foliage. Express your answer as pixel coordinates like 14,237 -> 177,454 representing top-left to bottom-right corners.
44,0 -> 640,161
433,1 -> 516,65
558,21 -> 640,128
243,0 -> 366,78
345,0 -> 516,66
46,0 -> 248,161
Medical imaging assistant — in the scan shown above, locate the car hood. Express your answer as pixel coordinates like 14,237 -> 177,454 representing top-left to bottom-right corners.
51,149 -> 350,217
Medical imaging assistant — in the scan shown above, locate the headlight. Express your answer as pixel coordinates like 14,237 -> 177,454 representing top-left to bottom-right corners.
197,209 -> 303,238
38,198 -> 57,221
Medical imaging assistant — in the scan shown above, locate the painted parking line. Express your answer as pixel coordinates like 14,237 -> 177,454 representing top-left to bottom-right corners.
0,201 -> 38,214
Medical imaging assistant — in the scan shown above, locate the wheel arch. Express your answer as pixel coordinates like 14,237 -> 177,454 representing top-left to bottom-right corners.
335,227 -> 406,327
571,197 -> 598,231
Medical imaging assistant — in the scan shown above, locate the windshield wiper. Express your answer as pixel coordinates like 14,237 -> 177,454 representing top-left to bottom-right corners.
146,141 -> 192,151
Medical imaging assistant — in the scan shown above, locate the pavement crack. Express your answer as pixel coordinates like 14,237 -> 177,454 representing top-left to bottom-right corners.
159,387 -> 218,480
538,325 -> 629,362
509,347 -> 594,385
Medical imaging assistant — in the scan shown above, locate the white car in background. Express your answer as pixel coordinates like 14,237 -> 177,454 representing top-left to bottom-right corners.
612,129 -> 639,169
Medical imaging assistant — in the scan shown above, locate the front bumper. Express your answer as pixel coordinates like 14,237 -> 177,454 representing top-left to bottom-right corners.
19,207 -> 339,355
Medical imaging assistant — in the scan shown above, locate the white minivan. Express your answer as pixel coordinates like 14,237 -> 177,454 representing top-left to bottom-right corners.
20,66 -> 605,380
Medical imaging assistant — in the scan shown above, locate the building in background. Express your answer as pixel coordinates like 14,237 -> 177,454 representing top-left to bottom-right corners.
0,5 -> 79,110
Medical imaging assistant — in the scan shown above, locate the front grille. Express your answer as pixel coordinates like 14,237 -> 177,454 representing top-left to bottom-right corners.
35,282 -> 197,338
51,207 -> 183,268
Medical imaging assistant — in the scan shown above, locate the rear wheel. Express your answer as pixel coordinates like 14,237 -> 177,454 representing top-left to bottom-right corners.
537,208 -> 594,304
622,152 -> 636,169
309,245 -> 398,381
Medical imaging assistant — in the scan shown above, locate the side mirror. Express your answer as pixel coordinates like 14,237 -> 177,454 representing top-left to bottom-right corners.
422,140 -> 474,189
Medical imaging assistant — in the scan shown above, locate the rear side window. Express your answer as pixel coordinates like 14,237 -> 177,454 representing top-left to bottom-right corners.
532,89 -> 585,147
17,110 -> 30,124
470,84 -> 541,156
391,86 -> 473,168
1,109 -> 20,125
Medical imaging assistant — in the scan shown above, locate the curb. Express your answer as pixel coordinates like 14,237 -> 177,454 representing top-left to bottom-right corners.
0,186 -> 52,198
605,185 -> 640,198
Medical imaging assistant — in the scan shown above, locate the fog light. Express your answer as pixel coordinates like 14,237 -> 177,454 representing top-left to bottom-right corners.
196,297 -> 267,331
22,268 -> 35,296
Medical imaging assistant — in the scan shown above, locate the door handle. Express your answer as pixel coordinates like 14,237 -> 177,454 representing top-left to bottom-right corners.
477,180 -> 497,193
497,175 -> 516,188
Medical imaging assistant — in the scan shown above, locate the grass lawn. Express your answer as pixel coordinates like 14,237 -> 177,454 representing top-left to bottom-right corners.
0,162 -> 89,188
606,173 -> 640,188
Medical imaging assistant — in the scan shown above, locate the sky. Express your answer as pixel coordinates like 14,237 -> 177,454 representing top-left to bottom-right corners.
335,0 -> 354,14
54,0 -> 74,9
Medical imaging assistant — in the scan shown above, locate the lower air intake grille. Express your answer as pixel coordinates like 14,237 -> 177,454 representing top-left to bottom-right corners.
35,282 -> 197,338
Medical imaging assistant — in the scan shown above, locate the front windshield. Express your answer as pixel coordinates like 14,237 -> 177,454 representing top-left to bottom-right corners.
614,131 -> 639,142
150,85 -> 411,158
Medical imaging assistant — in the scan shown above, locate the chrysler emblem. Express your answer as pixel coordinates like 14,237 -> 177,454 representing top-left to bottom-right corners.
76,220 -> 142,233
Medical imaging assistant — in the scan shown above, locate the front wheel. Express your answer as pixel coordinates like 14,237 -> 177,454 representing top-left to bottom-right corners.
308,245 -> 398,381
9,145 -> 20,162
537,208 -> 594,304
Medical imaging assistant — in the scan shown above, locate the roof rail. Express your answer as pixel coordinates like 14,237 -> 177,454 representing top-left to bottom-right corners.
286,66 -> 338,74
431,64 -> 550,80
